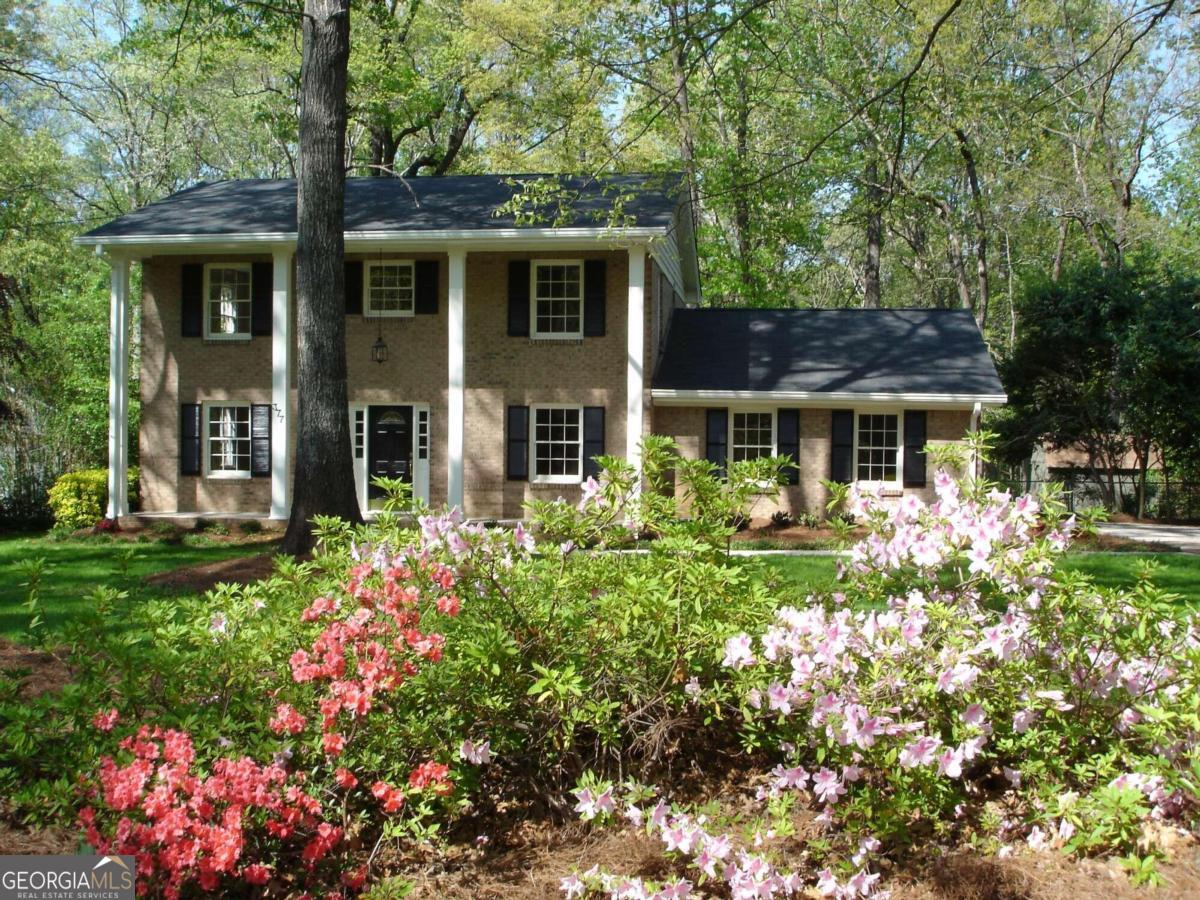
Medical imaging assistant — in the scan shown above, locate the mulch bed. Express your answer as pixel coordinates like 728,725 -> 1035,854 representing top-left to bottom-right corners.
142,552 -> 281,595
0,638 -> 73,698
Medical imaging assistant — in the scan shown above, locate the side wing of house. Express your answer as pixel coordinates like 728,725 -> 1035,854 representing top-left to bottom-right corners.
650,308 -> 1006,516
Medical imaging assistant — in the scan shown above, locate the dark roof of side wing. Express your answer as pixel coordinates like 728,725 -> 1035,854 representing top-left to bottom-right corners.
81,174 -> 682,239
652,308 -> 1005,397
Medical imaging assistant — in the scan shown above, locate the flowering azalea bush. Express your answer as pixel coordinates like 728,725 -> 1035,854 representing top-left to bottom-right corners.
561,438 -> 1200,895
722,448 -> 1199,868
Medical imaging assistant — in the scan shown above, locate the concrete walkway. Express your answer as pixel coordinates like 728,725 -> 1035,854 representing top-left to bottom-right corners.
1096,522 -> 1200,553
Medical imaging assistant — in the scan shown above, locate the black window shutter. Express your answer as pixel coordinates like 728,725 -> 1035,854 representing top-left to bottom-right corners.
583,260 -> 606,336
705,408 -> 728,475
582,406 -> 605,478
414,259 -> 439,315
250,262 -> 272,336
830,409 -> 855,484
506,405 -> 530,481
181,264 -> 203,337
507,260 -> 530,336
903,410 -> 928,488
180,403 -> 202,475
345,261 -> 363,315
251,404 -> 272,477
777,409 -> 800,485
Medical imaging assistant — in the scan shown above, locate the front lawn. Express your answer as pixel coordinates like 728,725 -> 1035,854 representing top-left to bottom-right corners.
0,531 -> 278,640
761,550 -> 1200,606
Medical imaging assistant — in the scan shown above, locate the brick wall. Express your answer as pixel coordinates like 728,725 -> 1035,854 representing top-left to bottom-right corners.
650,405 -> 974,519
138,248 -> 656,518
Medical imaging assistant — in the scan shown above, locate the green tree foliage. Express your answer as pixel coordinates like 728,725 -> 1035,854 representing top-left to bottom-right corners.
997,260 -> 1200,514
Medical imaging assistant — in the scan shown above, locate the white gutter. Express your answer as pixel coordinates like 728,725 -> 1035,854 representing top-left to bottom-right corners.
74,225 -> 668,249
651,389 -> 1007,408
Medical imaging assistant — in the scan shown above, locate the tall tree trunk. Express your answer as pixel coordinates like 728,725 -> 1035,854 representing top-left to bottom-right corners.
667,2 -> 700,235
863,155 -> 883,308
733,72 -> 754,297
1051,219 -> 1068,282
283,0 -> 361,555
954,129 -> 989,330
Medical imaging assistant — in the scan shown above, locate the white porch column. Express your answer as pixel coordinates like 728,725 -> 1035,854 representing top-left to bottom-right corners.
106,253 -> 131,520
447,248 -> 466,511
626,245 -> 646,476
270,248 -> 293,519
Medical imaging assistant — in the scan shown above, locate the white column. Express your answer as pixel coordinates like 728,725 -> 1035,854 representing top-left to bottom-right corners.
270,248 -> 293,519
106,254 -> 131,520
626,245 -> 646,476
447,248 -> 466,511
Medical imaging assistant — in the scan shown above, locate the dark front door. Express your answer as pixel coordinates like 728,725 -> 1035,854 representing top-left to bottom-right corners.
368,406 -> 413,503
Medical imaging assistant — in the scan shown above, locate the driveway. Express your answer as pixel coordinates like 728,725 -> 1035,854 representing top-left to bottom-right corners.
1096,522 -> 1200,553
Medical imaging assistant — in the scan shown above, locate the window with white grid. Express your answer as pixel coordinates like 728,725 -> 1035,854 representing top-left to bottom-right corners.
532,261 -> 582,338
732,411 -> 774,462
532,406 -> 582,482
205,265 -> 251,338
207,405 -> 251,476
856,413 -> 899,482
366,261 -> 415,316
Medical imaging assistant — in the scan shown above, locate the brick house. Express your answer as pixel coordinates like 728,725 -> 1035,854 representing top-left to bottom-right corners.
78,175 -> 1006,523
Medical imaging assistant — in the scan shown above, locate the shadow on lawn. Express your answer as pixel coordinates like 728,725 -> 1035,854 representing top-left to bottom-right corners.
0,535 -> 279,640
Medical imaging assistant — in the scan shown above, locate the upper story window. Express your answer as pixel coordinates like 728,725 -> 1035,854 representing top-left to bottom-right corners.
207,404 -> 251,477
205,264 -> 251,339
366,260 -> 415,316
531,405 -> 582,483
857,412 -> 899,483
532,261 -> 582,338
731,411 -> 774,462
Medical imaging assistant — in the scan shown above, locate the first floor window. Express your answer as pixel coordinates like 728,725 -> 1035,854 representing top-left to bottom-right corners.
732,411 -> 774,461
366,261 -> 415,315
208,405 -> 251,475
206,265 -> 251,338
532,261 -> 582,337
533,406 -> 581,481
857,413 -> 899,482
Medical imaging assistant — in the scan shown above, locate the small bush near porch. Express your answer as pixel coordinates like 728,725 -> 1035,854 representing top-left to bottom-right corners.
1,436 -> 1198,896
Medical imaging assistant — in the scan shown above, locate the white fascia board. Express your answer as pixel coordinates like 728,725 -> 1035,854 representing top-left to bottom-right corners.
651,389 -> 1008,408
76,226 -> 667,253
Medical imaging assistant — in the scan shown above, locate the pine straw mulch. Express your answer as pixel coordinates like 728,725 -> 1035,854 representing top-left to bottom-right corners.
391,815 -> 1200,899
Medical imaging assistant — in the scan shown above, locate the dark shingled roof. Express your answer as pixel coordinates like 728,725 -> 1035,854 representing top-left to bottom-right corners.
653,308 -> 1005,398
82,174 -> 681,239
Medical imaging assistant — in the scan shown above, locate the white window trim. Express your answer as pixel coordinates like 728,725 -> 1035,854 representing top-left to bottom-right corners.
204,402 -> 253,479
530,259 -> 584,340
529,403 -> 584,485
202,263 -> 253,341
853,408 -> 905,489
364,259 -> 416,318
728,408 -> 777,462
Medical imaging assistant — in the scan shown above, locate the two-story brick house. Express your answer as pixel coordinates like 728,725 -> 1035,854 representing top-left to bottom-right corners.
78,174 -> 1006,523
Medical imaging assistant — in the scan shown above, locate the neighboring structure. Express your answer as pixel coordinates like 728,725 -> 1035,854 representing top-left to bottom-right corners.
78,174 -> 1006,523
1023,441 -> 1161,512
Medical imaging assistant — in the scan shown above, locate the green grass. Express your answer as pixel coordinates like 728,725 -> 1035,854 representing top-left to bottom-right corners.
0,532 -> 277,640
759,551 -> 1200,606
1057,552 -> 1200,604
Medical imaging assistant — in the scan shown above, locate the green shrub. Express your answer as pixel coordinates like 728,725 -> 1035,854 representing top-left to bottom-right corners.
46,467 -> 138,530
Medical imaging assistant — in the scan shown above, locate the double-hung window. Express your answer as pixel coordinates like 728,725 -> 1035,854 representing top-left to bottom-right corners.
205,264 -> 251,339
531,405 -> 582,482
207,405 -> 251,477
365,260 -> 415,316
531,261 -> 582,338
731,411 -> 774,462
856,413 -> 899,483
